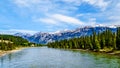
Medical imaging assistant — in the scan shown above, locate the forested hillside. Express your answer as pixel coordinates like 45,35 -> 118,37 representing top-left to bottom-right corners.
0,34 -> 42,51
47,27 -> 120,52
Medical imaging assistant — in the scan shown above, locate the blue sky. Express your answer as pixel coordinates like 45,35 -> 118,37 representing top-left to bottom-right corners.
0,0 -> 120,34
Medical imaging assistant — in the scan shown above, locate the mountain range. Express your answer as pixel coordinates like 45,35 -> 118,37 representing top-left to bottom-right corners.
14,25 -> 117,44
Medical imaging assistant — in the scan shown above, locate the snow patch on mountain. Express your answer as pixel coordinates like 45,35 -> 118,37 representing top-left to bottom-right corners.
14,25 -> 117,44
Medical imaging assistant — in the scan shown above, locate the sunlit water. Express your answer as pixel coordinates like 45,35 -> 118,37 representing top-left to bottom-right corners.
0,47 -> 120,68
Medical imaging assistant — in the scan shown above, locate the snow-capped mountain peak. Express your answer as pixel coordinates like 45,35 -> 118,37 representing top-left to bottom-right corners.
14,26 -> 117,44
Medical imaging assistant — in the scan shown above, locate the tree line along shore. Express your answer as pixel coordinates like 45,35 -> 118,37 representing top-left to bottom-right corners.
47,27 -> 120,55
0,34 -> 43,51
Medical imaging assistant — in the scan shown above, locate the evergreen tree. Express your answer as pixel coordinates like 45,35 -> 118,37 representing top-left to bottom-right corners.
46,28 -> 120,51
116,27 -> 120,49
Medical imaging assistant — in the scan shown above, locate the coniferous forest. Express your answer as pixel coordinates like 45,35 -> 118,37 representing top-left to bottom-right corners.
0,34 -> 42,51
47,27 -> 120,52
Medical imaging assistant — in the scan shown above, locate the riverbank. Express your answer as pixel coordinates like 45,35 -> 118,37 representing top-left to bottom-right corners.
71,49 -> 120,56
0,47 -> 26,57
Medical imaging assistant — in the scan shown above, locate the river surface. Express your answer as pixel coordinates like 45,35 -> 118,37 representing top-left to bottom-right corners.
0,47 -> 120,68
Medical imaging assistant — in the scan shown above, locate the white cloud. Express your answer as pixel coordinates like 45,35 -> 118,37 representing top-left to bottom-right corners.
104,2 -> 120,25
12,0 -> 111,17
84,0 -> 111,11
13,0 -> 29,7
36,18 -> 58,25
11,0 -> 120,28
13,0 -> 54,13
108,16 -> 120,25
51,14 -> 84,25
10,29 -> 38,33
34,14 -> 98,27
114,3 -> 120,12
88,18 -> 96,25
33,14 -> 85,25
109,16 -> 120,21
60,0 -> 82,6
0,29 -> 38,34
76,14 -> 84,17
116,3 -> 120,9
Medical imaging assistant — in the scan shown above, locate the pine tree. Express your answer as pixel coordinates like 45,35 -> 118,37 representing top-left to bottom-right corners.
113,33 -> 116,50
116,27 -> 120,49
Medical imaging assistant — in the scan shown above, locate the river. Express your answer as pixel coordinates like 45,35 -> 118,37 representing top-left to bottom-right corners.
0,47 -> 120,68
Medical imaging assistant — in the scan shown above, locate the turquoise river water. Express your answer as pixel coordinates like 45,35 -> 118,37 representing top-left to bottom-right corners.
0,47 -> 120,68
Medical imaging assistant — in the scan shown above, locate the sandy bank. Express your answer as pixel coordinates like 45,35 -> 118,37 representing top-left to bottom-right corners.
0,47 -> 25,57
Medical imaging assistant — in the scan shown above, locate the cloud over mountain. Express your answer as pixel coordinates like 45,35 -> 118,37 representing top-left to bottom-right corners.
0,0 -> 120,34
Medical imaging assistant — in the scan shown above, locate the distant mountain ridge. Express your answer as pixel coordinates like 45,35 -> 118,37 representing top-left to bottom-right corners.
14,25 -> 117,44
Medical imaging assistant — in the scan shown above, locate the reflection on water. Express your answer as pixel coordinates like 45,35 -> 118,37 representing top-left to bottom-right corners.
0,47 -> 120,68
